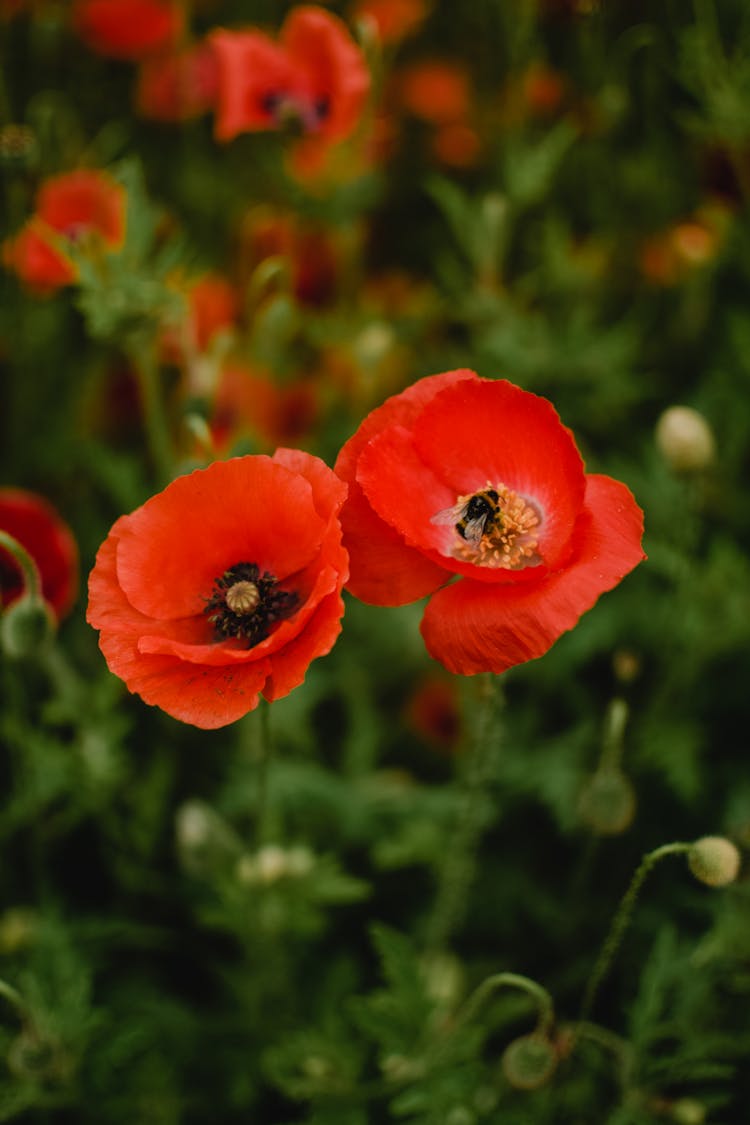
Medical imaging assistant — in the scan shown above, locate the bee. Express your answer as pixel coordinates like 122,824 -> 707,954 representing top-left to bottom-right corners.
431,487 -> 502,546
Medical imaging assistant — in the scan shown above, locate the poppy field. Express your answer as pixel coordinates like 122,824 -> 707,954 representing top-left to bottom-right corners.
1,1 -> 750,1122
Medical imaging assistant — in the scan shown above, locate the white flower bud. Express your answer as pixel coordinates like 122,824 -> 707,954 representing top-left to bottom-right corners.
655,406 -> 715,472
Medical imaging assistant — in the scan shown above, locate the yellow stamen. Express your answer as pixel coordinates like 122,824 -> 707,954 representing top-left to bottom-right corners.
453,481 -> 541,569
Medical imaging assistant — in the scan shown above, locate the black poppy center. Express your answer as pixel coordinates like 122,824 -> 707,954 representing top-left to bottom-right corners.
204,562 -> 299,647
258,89 -> 330,133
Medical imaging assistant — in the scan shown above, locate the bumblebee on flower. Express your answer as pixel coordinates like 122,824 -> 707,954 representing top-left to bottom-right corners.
335,370 -> 646,676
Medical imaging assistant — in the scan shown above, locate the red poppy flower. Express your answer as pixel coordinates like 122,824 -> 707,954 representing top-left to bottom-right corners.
210,6 -> 369,146
135,40 -> 219,122
335,371 -> 645,676
0,489 -> 78,621
71,0 -> 183,60
3,168 -> 125,292
87,452 -> 348,729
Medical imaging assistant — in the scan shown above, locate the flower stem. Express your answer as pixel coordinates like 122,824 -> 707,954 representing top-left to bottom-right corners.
0,531 -> 42,602
457,971 -> 554,1037
579,841 -> 690,1023
253,701 -> 274,847
424,673 -> 502,954
129,343 -> 173,487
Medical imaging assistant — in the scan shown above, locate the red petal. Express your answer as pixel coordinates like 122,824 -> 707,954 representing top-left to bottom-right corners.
420,474 -> 645,674
282,6 -> 370,142
335,368 -> 478,483
38,170 -> 125,248
335,370 -> 476,605
263,589 -> 345,701
413,379 -> 585,568
272,446 -> 347,523
356,421 -> 549,586
210,29 -> 292,140
340,479 -> 448,604
0,487 -> 78,619
137,561 -> 342,664
87,529 -> 270,728
116,457 -> 325,620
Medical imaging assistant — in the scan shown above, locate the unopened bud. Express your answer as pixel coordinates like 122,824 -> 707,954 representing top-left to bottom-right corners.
0,124 -> 38,170
500,1033 -> 557,1090
578,769 -> 636,835
672,1098 -> 706,1125
687,836 -> 741,887
655,406 -> 715,472
0,594 -> 55,658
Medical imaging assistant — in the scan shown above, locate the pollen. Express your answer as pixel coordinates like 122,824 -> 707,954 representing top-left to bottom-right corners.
453,481 -> 541,569
225,580 -> 260,615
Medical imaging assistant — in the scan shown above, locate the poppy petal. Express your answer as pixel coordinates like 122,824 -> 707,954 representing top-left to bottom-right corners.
116,457 -> 324,621
282,6 -> 370,142
335,368 -> 478,483
273,446 -> 348,524
412,379 -> 586,569
263,589 -> 345,701
420,474 -> 645,674
211,29 -> 293,141
340,479 -> 448,604
87,527 -> 270,727
356,422 -> 549,586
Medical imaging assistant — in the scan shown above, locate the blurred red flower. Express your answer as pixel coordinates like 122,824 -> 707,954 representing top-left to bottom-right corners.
72,0 -> 183,60
135,40 -> 219,122
406,673 -> 461,753
0,489 -> 78,621
238,207 -> 340,308
398,59 -> 471,125
3,168 -> 125,292
350,0 -> 428,45
87,452 -> 348,728
210,6 -> 369,146
210,365 -> 318,455
335,371 -> 645,676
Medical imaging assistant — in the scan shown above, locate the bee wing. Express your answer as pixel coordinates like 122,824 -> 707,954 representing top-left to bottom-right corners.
430,503 -> 465,526
461,516 -> 487,545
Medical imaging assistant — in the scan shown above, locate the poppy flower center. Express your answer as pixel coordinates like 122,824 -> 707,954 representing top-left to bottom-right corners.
259,89 -> 330,132
204,562 -> 299,646
433,481 -> 541,570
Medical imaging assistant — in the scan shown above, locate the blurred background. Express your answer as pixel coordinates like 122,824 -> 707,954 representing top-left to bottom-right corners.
1,1 -> 749,1121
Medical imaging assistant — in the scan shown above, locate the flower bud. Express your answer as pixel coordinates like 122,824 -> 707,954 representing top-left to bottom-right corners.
578,769 -> 636,835
500,1033 -> 557,1090
655,406 -> 715,472
0,594 -> 55,658
672,1098 -> 706,1125
0,124 -> 38,170
687,836 -> 741,887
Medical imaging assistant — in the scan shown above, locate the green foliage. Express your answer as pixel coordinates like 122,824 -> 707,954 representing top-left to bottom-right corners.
2,0 -> 750,1121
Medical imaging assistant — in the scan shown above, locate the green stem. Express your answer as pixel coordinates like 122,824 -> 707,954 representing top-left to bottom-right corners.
129,344 -> 173,488
600,697 -> 628,772
579,841 -> 691,1022
0,531 -> 42,602
0,978 -> 26,1020
455,972 -> 555,1037
424,674 -> 502,954
253,701 -> 274,847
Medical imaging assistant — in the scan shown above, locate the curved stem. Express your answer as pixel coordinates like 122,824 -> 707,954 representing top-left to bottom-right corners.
456,971 -> 555,1037
0,978 -> 26,1020
579,841 -> 690,1023
0,531 -> 42,602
